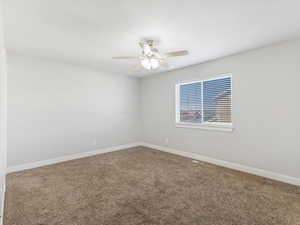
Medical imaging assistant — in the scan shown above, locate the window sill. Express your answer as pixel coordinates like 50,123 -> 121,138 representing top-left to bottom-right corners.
175,123 -> 234,132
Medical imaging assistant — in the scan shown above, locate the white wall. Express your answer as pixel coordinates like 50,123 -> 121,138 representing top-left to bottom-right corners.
141,39 -> 300,179
0,1 -> 7,222
7,54 -> 141,167
6,39 -> 300,181
0,0 -> 7,192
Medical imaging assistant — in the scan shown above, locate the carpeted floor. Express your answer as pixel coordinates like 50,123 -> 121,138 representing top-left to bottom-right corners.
4,146 -> 300,225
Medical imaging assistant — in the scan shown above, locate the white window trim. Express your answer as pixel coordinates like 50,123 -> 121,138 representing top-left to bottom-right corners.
175,74 -> 233,132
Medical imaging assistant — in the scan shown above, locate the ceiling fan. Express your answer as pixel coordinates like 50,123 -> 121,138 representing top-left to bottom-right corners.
112,40 -> 189,70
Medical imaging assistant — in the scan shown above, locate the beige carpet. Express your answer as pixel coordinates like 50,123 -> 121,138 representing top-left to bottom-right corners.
4,146 -> 300,225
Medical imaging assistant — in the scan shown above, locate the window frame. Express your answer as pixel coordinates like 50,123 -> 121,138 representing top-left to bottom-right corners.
175,74 -> 233,132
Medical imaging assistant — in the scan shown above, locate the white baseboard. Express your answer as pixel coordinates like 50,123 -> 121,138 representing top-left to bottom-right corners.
140,142 -> 300,186
6,142 -> 141,174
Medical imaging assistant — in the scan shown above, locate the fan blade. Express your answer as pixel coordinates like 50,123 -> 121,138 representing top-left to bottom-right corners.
164,50 -> 189,57
159,60 -> 169,68
112,56 -> 138,59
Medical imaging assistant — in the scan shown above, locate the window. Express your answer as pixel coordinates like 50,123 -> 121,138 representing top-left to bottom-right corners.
176,75 -> 232,130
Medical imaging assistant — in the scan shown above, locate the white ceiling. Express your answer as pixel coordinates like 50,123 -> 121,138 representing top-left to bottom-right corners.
3,0 -> 300,76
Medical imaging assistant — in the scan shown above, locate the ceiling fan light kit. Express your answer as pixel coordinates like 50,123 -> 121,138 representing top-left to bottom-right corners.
140,57 -> 160,70
112,40 -> 189,71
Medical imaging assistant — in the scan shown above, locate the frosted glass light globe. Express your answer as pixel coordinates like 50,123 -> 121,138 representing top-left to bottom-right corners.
140,57 -> 159,70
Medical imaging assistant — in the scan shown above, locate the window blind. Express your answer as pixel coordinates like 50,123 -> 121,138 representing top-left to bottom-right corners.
179,82 -> 202,123
203,77 -> 232,123
177,76 -> 232,125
